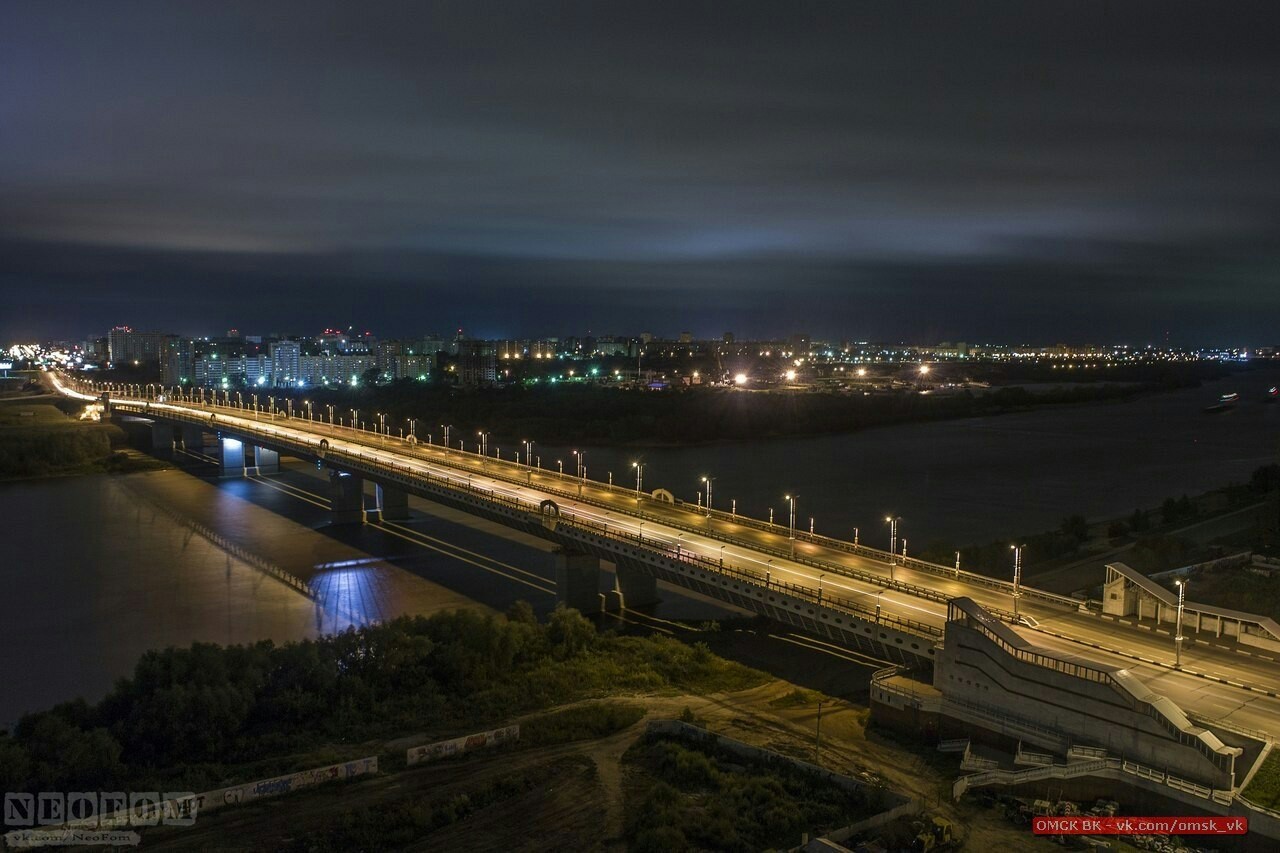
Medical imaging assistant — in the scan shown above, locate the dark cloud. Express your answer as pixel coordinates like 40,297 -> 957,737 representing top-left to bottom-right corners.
2,1 -> 1278,342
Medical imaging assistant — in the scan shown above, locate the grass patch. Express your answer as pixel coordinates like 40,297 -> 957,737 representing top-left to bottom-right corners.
521,701 -> 645,747
278,755 -> 592,852
769,688 -> 822,708
624,733 -> 886,852
1244,750 -> 1280,808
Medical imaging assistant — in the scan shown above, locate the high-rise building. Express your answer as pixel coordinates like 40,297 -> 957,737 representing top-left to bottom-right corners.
161,336 -> 193,385
457,339 -> 496,387
270,341 -> 302,386
107,326 -> 169,367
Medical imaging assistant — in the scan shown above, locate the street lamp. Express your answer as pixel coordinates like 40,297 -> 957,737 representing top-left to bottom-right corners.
440,424 -> 453,451
885,516 -> 901,565
477,431 -> 488,459
785,494 -> 798,555
1174,579 -> 1188,668
1010,544 -> 1025,616
701,476 -> 714,516
633,461 -> 644,501
572,449 -> 584,478
557,459 -> 564,475
305,400 -> 313,421
326,404 -> 334,424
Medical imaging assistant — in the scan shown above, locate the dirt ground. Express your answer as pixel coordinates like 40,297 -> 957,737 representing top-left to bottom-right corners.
135,678 -> 1054,852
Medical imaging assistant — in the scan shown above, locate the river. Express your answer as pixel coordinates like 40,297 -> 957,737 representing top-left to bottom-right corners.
540,367 -> 1280,549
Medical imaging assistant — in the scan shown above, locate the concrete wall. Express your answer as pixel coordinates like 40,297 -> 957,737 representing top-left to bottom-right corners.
935,621 -> 1234,787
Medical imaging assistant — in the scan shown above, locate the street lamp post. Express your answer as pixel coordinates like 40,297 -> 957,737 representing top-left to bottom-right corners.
572,450 -> 584,479
785,494 -> 797,556
557,459 -> 564,475
701,476 -> 714,516
441,424 -> 452,452
1010,544 -> 1025,617
885,516 -> 901,580
327,404 -> 334,424
632,461 -> 644,503
349,408 -> 357,430
1174,579 -> 1188,668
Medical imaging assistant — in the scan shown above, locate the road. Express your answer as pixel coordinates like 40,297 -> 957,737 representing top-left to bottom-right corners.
54,376 -> 1280,736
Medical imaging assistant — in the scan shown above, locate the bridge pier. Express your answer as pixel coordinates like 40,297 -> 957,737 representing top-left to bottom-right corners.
609,561 -> 658,610
555,549 -> 603,614
181,426 -> 205,455
150,421 -> 175,458
374,484 -> 410,522
219,436 -> 245,477
252,445 -> 279,475
328,470 -> 366,525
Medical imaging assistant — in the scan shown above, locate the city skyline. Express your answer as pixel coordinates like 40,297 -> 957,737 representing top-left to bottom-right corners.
4,2 -> 1280,343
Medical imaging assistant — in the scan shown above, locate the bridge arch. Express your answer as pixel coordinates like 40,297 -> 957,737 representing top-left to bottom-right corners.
651,488 -> 675,504
539,499 -> 560,531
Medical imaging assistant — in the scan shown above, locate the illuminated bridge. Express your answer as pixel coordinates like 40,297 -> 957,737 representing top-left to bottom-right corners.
51,374 -> 1280,798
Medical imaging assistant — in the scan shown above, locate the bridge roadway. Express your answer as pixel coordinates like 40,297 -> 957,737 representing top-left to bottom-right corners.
55,378 -> 1280,736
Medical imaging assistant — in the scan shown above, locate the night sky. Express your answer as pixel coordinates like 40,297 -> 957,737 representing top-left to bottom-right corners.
2,2 -> 1278,344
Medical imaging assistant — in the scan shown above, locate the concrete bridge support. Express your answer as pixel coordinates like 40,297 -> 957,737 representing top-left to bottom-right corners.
219,436 -> 245,477
150,421 -> 175,458
181,426 -> 205,455
375,484 -> 410,522
610,561 -> 659,610
328,470 -> 366,525
252,446 -> 279,474
555,550 -> 603,614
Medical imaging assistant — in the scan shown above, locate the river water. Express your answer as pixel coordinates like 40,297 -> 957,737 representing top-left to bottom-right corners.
2,367 -> 1276,723
541,367 -> 1280,549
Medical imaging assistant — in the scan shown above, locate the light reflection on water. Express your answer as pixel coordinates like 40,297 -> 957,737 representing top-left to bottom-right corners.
310,567 -> 386,632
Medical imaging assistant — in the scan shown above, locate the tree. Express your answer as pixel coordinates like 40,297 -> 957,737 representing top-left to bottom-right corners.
546,605 -> 595,658
505,600 -> 537,625
1061,514 -> 1089,544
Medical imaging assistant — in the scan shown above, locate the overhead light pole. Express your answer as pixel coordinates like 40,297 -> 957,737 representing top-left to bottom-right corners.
701,476 -> 715,517
785,494 -> 797,556
1174,579 -> 1188,668
1010,544 -> 1025,617
633,461 -> 644,503
885,515 -> 901,578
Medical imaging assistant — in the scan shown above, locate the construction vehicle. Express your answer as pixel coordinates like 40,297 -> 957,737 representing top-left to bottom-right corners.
911,817 -> 954,851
